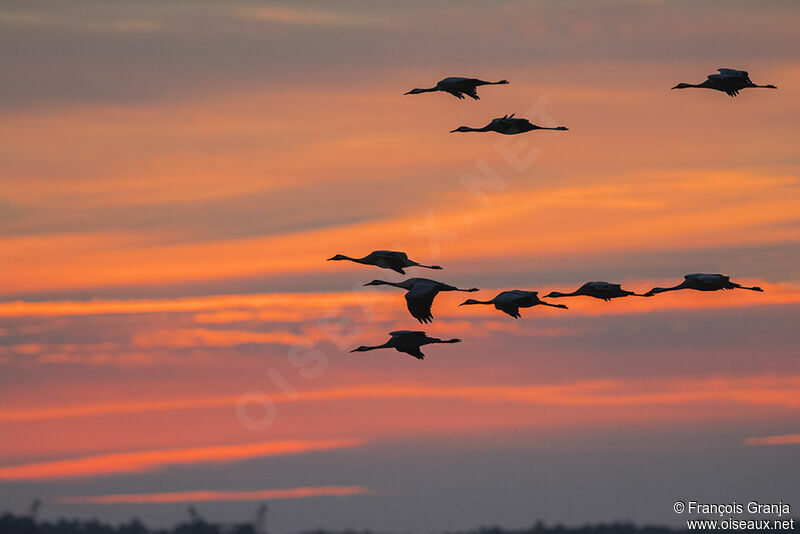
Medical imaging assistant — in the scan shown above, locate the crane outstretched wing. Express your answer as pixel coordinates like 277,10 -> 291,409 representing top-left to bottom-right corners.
371,250 -> 407,273
689,273 -> 728,289
495,303 -> 521,318
598,282 -> 621,300
405,284 -> 436,323
445,78 -> 480,100
389,330 -> 426,337
388,331 -> 427,359
497,289 -> 531,301
463,87 -> 480,100
373,250 -> 407,259
705,274 -> 731,287
493,291 -> 530,318
405,347 -> 426,360
717,68 -> 749,79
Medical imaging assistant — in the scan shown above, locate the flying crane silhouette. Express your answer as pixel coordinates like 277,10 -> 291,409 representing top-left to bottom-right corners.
544,281 -> 643,301
643,273 -> 764,296
364,277 -> 478,323
351,330 -> 461,360
450,114 -> 568,134
327,250 -> 441,274
672,68 -> 777,97
404,77 -> 509,100
459,290 -> 568,318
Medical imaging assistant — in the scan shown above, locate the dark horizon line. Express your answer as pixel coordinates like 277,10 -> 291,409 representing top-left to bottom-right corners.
3,510 -> 798,534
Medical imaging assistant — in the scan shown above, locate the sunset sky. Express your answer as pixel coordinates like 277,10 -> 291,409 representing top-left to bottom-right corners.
1,0 -> 799,531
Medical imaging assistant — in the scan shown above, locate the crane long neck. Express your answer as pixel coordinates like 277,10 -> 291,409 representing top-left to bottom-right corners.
650,282 -> 686,294
377,281 -> 405,288
362,342 -> 392,351
342,255 -> 367,264
674,82 -> 704,89
551,290 -> 580,298
331,254 -> 361,263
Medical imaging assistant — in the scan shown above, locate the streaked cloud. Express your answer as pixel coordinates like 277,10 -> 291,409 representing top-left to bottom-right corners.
744,433 -> 800,446
4,376 -> 800,424
0,10 -> 161,33
0,438 -> 364,480
56,485 -> 371,504
1,169 -> 797,297
131,328 -> 311,349
236,5 -> 385,27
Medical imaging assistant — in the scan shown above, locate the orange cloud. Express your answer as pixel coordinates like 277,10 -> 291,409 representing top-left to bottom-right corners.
4,376 -> 800,424
131,328 -> 310,348
0,395 -> 236,422
56,485 -> 371,504
0,438 -> 364,480
290,378 -> 800,409
0,291 -> 389,317
744,434 -> 800,446
1,167 -> 798,296
237,6 -> 384,26
35,352 -> 155,367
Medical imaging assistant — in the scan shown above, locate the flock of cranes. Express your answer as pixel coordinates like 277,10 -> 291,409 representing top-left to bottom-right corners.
328,68 -> 774,360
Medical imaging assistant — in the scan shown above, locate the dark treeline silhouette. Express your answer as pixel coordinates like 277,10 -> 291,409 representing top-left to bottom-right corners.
0,505 -> 267,534
3,512 -> 797,534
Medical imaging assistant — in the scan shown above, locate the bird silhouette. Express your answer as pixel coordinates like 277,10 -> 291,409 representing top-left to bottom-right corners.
351,330 -> 461,360
450,114 -> 568,134
459,290 -> 568,318
544,281 -> 643,301
364,277 -> 478,323
672,68 -> 777,97
404,77 -> 509,100
327,250 -> 441,274
643,273 -> 764,297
